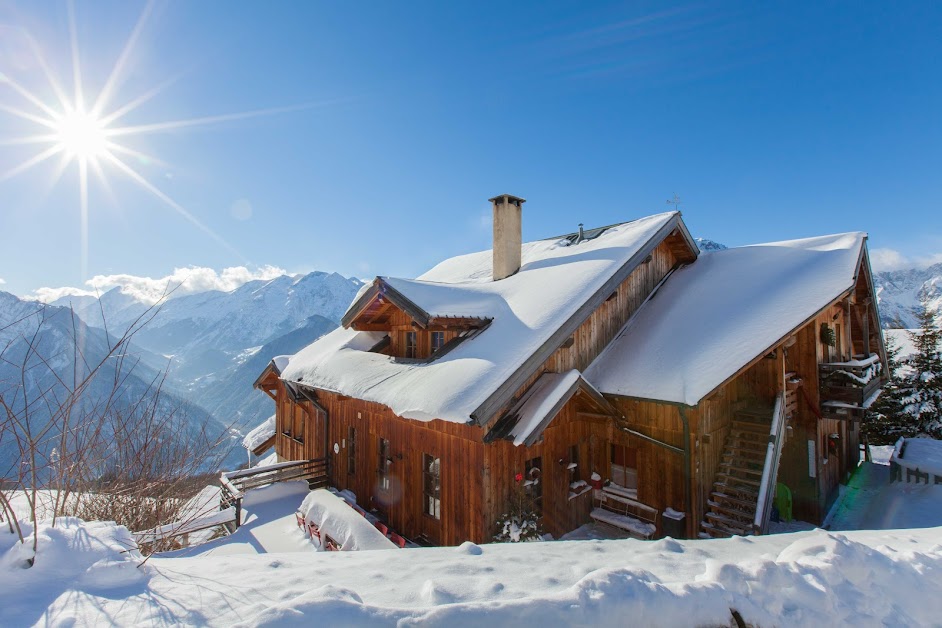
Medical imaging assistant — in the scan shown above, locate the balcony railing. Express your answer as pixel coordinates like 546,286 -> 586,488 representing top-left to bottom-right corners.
818,355 -> 884,420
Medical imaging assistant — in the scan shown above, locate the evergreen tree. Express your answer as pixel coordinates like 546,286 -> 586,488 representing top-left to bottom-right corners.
865,334 -> 910,444
901,299 -> 942,437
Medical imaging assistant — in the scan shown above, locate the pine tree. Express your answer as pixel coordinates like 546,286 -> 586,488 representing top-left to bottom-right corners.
865,334 -> 910,444
901,299 -> 942,437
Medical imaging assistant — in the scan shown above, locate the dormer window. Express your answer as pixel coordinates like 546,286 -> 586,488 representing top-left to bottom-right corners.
431,331 -> 445,354
405,331 -> 417,359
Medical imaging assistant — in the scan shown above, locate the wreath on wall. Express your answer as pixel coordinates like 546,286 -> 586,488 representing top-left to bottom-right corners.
819,323 -> 836,347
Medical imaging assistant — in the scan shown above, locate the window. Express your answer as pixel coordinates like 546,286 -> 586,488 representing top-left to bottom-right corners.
405,331 -> 417,358
568,444 -> 580,483
423,454 -> 441,519
293,411 -> 304,443
525,456 -> 542,513
378,438 -> 391,491
431,331 -> 445,354
610,444 -> 638,490
347,427 -> 356,475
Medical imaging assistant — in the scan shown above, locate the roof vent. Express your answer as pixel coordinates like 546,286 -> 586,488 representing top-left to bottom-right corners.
489,194 -> 526,281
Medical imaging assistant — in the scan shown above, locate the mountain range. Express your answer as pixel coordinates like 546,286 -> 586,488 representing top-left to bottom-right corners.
3,237 -> 939,475
49,271 -> 363,432
872,263 -> 942,329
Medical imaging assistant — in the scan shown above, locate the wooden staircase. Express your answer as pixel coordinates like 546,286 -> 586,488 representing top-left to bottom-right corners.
700,416 -> 770,538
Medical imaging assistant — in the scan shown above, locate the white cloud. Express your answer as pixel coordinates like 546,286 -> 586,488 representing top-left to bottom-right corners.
30,265 -> 287,305
870,248 -> 942,272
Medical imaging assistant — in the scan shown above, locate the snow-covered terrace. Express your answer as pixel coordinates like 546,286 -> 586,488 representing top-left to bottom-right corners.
587,232 -> 869,405
282,211 -> 693,424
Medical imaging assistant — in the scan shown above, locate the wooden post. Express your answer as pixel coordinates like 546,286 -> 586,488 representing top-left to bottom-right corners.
234,497 -> 242,530
862,300 -> 871,359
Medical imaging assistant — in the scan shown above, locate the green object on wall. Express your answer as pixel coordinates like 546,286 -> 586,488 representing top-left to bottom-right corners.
776,482 -> 793,522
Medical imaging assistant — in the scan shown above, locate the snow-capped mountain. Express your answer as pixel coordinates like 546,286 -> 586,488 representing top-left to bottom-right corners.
872,263 -> 942,329
0,291 -> 225,476
692,238 -> 942,330
50,271 -> 362,431
694,238 -> 728,252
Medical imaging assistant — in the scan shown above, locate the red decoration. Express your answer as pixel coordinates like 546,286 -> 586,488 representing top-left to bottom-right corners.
514,473 -> 523,483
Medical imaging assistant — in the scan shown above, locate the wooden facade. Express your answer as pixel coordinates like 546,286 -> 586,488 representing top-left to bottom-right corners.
258,227 -> 884,545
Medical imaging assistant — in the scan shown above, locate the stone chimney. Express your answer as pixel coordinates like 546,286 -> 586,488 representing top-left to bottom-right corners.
489,194 -> 526,281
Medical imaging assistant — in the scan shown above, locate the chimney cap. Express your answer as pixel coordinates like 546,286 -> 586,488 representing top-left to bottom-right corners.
488,193 -> 527,205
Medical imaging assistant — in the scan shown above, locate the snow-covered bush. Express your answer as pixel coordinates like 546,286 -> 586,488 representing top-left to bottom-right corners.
493,472 -> 543,543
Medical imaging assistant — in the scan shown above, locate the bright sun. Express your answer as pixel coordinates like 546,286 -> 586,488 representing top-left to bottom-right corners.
0,2 -> 313,279
54,108 -> 108,159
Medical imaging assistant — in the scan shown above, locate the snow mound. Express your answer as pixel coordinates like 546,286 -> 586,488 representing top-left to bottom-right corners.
299,489 -> 396,551
3,518 -> 942,626
893,437 -> 942,476
0,518 -> 146,623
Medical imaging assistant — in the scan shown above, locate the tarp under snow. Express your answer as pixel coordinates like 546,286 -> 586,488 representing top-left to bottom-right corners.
299,489 -> 396,551
282,212 -> 688,424
586,232 -> 867,406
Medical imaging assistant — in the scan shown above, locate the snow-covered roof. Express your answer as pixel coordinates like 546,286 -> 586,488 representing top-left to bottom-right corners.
508,371 -> 582,446
299,489 -> 396,551
587,232 -> 868,406
242,414 -> 275,452
282,212 -> 692,424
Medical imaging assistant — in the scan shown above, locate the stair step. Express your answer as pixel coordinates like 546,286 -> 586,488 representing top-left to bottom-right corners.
716,473 -> 761,488
720,462 -> 764,477
707,501 -> 756,522
725,444 -> 768,457
729,430 -> 768,442
713,481 -> 759,500
699,522 -> 734,539
720,454 -> 765,469
731,420 -> 770,433
706,512 -> 753,535
710,492 -> 759,511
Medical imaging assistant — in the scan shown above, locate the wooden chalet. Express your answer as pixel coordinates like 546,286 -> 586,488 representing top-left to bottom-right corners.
252,194 -> 886,544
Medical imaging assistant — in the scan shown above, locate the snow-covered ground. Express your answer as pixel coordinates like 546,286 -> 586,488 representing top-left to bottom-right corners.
829,461 -> 942,531
2,512 -> 941,627
4,461 -> 942,626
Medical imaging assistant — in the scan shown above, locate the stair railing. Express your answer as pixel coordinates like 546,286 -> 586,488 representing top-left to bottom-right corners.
752,392 -> 786,535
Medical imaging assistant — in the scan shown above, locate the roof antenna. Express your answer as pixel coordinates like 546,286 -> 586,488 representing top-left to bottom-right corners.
666,194 -> 682,213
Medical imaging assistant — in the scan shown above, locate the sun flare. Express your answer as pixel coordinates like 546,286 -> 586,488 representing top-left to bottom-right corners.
0,1 -> 316,278
54,108 -> 108,160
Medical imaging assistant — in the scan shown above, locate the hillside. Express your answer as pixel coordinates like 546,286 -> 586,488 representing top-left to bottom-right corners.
49,271 -> 362,433
0,292 -> 227,477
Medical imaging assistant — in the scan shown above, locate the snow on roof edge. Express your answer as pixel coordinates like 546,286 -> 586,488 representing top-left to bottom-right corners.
587,231 -> 868,406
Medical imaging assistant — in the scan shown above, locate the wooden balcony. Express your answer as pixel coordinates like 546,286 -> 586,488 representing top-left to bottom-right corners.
818,356 -> 884,421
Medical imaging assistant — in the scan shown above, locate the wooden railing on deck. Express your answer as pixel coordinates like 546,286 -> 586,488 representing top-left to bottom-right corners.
219,458 -> 328,530
753,392 -> 785,535
819,355 -> 883,420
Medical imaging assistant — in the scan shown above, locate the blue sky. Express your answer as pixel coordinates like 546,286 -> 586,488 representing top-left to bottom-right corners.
1,1 -> 940,298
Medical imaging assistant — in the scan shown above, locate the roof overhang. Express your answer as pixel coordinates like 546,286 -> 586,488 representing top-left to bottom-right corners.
485,370 -> 621,446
